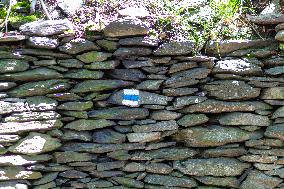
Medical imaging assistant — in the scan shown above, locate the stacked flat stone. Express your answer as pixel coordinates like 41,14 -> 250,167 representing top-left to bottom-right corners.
245,2 -> 284,87
0,18 -> 283,189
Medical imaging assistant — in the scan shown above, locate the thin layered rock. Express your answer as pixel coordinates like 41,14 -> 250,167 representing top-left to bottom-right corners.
8,79 -> 70,97
144,174 -> 197,188
173,125 -> 262,147
58,39 -> 100,54
180,99 -> 271,113
240,170 -> 282,189
20,19 -> 73,36
219,112 -> 271,126
64,119 -> 115,131
103,18 -> 149,37
0,167 -> 42,180
27,37 -> 59,49
206,39 -> 275,55
0,120 -> 62,134
153,40 -> 194,56
212,59 -> 262,76
203,80 -> 261,100
8,132 -> 62,155
0,59 -> 29,73
71,80 -> 134,93
0,68 -> 63,82
88,107 -> 149,120
1,17 -> 284,188
174,158 -> 250,176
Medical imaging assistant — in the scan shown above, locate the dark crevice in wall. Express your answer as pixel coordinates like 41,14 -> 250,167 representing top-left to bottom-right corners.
0,17 -> 283,189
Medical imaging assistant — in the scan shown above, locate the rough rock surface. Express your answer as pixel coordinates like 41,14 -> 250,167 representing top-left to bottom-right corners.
0,68 -> 63,82
0,18 -> 283,188
219,112 -> 271,126
88,107 -> 149,120
265,123 -> 284,140
153,41 -> 194,56
173,126 -> 262,147
0,59 -> 29,73
58,39 -> 100,54
181,99 -> 269,113
0,32 -> 27,42
71,80 -> 133,93
64,119 -> 115,131
76,51 -> 112,63
203,80 -> 261,100
240,170 -> 282,189
174,158 -> 250,176
8,132 -> 61,155
27,36 -> 59,49
0,120 -> 62,133
206,39 -> 275,55
261,87 -> 284,99
212,59 -> 262,76
247,14 -> 284,25
20,19 -> 73,36
104,18 -> 149,37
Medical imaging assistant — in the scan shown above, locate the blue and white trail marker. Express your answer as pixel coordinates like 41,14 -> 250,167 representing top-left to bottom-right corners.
122,89 -> 140,107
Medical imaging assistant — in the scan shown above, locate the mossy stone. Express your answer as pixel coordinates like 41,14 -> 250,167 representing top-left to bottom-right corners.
173,125 -> 262,147
64,119 -> 115,131
219,112 -> 271,126
88,107 -> 149,120
57,101 -> 93,111
8,79 -> 70,97
71,80 -> 133,93
131,147 -> 198,161
60,111 -> 88,119
84,60 -> 120,69
261,87 -> 284,99
58,59 -> 84,68
0,59 -> 29,73
46,93 -> 82,101
265,123 -> 284,140
96,39 -> 118,51
64,69 -> 104,79
112,177 -> 144,188
0,167 -> 42,180
177,114 -> 209,127
76,51 -> 112,63
0,68 -> 63,82
58,39 -> 100,54
54,152 -> 92,163
174,158 -> 250,176
144,174 -> 197,188
272,106 -> 284,119
9,132 -> 61,155
0,120 -> 63,134
26,96 -> 58,111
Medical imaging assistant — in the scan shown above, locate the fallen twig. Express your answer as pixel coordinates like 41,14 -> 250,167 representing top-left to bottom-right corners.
39,0 -> 52,20
4,0 -> 12,33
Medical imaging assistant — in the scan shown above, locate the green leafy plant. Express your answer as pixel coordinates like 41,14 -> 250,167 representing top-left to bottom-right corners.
11,0 -> 30,10
147,0 -> 256,53
0,0 -> 41,32
9,14 -> 37,26
0,8 -> 7,19
0,0 -> 259,54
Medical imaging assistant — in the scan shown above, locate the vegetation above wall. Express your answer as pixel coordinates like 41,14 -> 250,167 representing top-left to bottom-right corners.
0,0 -> 278,52
0,16 -> 283,188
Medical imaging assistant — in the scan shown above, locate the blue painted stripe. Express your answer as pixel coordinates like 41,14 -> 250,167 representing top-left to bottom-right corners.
123,94 -> 139,101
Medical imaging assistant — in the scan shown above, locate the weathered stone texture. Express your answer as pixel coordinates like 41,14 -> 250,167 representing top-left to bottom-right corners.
0,18 -> 283,188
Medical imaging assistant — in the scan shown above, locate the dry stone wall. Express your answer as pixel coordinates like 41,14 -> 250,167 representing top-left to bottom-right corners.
0,18 -> 284,189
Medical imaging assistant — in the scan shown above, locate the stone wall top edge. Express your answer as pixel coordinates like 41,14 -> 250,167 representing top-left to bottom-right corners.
0,18 -> 279,58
